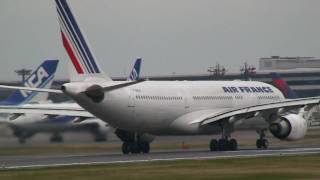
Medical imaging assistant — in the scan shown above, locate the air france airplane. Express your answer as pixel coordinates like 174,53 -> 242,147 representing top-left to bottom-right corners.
0,0 -> 319,154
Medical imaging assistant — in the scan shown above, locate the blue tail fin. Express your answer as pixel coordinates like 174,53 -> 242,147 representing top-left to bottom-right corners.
128,58 -> 142,81
0,60 -> 59,105
271,72 -> 298,99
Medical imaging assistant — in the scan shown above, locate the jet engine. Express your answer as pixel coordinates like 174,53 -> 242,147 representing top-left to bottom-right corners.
269,114 -> 307,141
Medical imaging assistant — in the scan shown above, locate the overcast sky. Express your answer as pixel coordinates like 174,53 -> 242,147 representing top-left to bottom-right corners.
1,0 -> 320,81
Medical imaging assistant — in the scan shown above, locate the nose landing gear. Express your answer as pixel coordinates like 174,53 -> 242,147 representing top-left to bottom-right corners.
256,130 -> 269,149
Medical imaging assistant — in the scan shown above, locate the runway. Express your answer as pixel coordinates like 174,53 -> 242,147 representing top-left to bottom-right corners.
1,146 -> 320,169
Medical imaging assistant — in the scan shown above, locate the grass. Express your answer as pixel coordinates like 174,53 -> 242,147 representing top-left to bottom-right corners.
0,154 -> 320,180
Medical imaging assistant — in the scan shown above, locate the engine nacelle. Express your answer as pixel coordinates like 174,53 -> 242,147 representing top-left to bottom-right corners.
269,114 -> 307,141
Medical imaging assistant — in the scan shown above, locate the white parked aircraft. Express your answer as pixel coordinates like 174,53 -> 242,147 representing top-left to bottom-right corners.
0,0 -> 319,154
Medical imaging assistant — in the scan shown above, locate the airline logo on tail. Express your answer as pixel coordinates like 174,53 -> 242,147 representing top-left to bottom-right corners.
128,58 -> 142,81
271,72 -> 298,99
55,0 -> 101,75
21,67 -> 49,97
0,60 -> 59,105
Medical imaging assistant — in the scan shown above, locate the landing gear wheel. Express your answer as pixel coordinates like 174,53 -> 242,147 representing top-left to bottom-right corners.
229,139 -> 238,151
122,143 -> 130,154
256,139 -> 262,149
256,139 -> 268,149
50,134 -> 63,143
129,142 -> 141,154
218,139 -> 228,151
261,139 -> 269,149
139,142 -> 150,153
210,139 -> 218,151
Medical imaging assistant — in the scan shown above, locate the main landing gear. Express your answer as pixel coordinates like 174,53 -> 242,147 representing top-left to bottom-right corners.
256,130 -> 269,149
115,129 -> 150,154
210,137 -> 238,151
121,141 -> 150,154
50,133 -> 64,143
210,123 -> 238,151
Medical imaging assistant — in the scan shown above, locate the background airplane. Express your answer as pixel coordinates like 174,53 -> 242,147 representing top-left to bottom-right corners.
0,60 -> 58,105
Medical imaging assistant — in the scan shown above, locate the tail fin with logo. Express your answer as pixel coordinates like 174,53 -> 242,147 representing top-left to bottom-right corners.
127,58 -> 142,81
0,60 -> 59,105
55,0 -> 111,82
271,72 -> 298,99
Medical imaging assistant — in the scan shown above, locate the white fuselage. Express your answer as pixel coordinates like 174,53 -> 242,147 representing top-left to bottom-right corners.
66,80 -> 285,135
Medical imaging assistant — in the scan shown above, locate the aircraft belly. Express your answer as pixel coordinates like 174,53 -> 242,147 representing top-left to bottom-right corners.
135,102 -> 186,133
234,117 -> 269,130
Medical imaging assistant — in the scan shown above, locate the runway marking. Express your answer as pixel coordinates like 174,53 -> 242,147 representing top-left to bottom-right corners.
2,147 -> 320,170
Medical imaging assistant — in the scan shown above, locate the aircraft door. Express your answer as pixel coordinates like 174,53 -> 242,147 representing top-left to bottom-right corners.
128,89 -> 136,117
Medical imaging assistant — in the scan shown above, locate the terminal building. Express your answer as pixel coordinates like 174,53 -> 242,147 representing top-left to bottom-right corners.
259,56 -> 320,70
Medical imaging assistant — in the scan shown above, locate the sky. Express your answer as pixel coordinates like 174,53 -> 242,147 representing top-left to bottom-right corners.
1,0 -> 320,81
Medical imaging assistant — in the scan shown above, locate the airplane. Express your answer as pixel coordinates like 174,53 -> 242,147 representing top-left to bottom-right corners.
0,0 -> 319,154
0,59 -> 62,143
0,58 -> 141,143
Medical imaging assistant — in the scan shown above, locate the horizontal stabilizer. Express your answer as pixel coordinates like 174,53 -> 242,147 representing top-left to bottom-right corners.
0,103 -> 94,117
0,85 -> 63,94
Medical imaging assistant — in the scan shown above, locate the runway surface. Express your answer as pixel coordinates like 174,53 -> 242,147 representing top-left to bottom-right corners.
1,147 -> 320,169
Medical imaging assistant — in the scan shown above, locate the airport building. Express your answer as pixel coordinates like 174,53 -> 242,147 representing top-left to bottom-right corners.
259,56 -> 320,70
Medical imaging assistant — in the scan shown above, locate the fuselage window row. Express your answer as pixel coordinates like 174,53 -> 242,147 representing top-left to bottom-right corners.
258,96 -> 281,100
136,95 -> 183,101
192,96 -> 234,100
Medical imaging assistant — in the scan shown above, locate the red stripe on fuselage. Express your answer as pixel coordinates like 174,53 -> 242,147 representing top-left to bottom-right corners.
61,31 -> 84,74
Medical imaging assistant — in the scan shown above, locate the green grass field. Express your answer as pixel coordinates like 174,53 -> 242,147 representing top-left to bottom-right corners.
1,154 -> 320,180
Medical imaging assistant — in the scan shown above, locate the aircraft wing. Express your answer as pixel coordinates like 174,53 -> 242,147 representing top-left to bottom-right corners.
189,97 -> 320,126
0,103 -> 94,118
